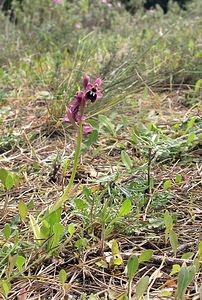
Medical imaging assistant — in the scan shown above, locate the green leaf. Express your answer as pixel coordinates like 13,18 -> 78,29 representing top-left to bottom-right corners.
187,265 -> 196,285
18,201 -> 28,222
53,223 -> 64,236
5,173 -> 14,190
68,223 -> 75,238
193,259 -> 200,273
187,132 -> 195,145
74,198 -> 88,209
29,214 -> 43,245
96,260 -> 108,268
135,276 -> 149,299
181,252 -> 194,260
164,210 -> 173,243
121,150 -> 133,170
45,208 -> 62,226
89,294 -> 97,300
2,280 -> 11,298
175,175 -> 182,184
75,238 -> 88,250
176,265 -> 190,300
169,230 -> 178,257
84,129 -> 98,147
163,180 -> 172,191
187,117 -> 196,130
15,255 -> 26,273
0,168 -> 8,187
127,256 -> 139,282
119,199 -> 132,216
194,79 -> 202,94
59,269 -> 67,285
139,250 -> 153,263
99,115 -> 115,136
160,290 -> 172,297
164,211 -> 173,229
198,241 -> 202,260
170,264 -> 181,276
3,223 -> 11,240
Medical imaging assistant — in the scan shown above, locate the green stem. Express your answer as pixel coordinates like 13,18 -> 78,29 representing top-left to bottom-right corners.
48,121 -> 83,214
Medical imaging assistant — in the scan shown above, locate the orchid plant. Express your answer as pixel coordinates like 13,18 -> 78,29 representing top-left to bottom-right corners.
49,74 -> 102,213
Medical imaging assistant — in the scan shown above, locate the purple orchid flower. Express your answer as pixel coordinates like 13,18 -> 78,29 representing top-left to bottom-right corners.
64,75 -> 102,134
84,76 -> 103,103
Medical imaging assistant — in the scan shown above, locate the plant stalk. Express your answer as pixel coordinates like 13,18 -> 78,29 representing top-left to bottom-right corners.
48,121 -> 83,214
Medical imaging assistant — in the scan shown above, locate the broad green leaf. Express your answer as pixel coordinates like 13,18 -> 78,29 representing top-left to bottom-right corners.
121,150 -> 133,170
2,280 -> 11,298
119,199 -> 132,216
139,250 -> 153,263
5,173 -> 14,190
99,115 -> 115,136
169,230 -> 178,257
3,223 -> 11,240
181,252 -> 194,259
45,208 -> 62,225
59,269 -> 67,285
163,180 -> 172,191
135,276 -> 149,299
164,211 -> 173,229
193,259 -> 200,273
75,238 -> 88,249
15,255 -> 26,273
170,264 -> 181,276
51,223 -> 65,249
175,175 -> 182,184
187,132 -> 195,145
18,201 -> 28,222
160,290 -> 172,297
176,265 -> 190,300
74,198 -> 88,209
187,265 -> 196,285
187,117 -> 196,129
96,260 -> 108,268
68,223 -> 75,238
127,256 -> 139,282
53,223 -> 64,236
40,220 -> 50,240
84,129 -> 98,147
0,168 -> 8,187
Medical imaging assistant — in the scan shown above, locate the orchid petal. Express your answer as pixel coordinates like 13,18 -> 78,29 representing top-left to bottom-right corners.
94,78 -> 102,86
96,91 -> 103,99
83,74 -> 90,89
82,124 -> 93,134
86,83 -> 93,91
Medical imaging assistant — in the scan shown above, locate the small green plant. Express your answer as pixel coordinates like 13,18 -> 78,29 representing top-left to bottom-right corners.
176,264 -> 196,300
164,210 -> 178,256
126,251 -> 153,299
